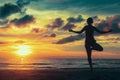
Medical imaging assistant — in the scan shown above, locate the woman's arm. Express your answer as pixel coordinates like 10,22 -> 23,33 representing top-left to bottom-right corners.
69,27 -> 86,34
94,27 -> 112,34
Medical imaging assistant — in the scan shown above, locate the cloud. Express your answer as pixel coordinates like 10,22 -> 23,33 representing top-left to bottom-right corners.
47,16 -> 81,31
0,3 -> 21,19
0,41 -> 8,44
31,28 -> 48,35
56,34 -> 84,44
56,15 -> 120,44
16,0 -> 31,8
16,0 -> 40,8
46,18 -> 64,29
92,16 -> 99,20
0,20 -> 9,25
97,15 -> 120,33
67,15 -> 84,23
14,40 -> 25,44
0,0 -> 40,19
106,37 -> 120,41
31,28 -> 40,33
61,22 -> 76,31
44,33 -> 56,37
11,15 -> 35,28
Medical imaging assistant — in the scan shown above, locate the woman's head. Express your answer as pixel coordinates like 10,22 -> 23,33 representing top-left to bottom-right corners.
87,17 -> 93,25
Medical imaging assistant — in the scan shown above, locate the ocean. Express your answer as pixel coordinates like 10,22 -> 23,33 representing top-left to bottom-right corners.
0,59 -> 120,70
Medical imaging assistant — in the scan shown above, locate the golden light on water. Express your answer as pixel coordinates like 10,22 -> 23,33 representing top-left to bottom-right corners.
15,44 -> 32,56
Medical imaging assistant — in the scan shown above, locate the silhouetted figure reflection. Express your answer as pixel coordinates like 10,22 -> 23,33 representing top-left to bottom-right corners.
69,17 -> 112,71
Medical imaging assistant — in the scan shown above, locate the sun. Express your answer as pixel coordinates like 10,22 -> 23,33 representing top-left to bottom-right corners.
16,44 -> 32,56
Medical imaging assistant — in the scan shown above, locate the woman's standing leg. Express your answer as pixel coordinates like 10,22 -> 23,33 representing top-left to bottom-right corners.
85,44 -> 93,71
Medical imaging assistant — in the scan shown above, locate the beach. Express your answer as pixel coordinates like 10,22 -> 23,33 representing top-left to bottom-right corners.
0,59 -> 120,80
0,68 -> 120,80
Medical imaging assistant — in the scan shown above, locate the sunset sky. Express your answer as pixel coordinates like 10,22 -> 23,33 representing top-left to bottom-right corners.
0,0 -> 120,60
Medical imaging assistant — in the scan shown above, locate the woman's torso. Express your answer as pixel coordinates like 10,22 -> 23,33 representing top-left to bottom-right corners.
84,25 -> 96,44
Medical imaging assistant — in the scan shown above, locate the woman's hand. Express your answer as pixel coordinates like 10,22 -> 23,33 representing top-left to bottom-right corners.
69,29 -> 73,32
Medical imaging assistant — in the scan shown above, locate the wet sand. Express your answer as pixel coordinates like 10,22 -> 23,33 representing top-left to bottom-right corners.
0,68 -> 120,80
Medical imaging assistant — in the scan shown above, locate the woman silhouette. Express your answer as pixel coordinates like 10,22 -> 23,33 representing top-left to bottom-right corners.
69,17 -> 112,71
